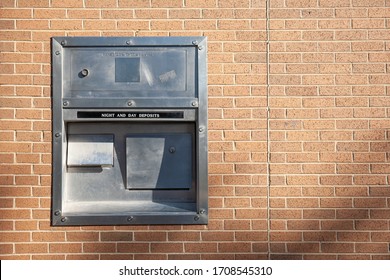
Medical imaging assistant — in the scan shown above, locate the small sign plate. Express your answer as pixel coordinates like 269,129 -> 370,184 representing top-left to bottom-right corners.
77,111 -> 184,119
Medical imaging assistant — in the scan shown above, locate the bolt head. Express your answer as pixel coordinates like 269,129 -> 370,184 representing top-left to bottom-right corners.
63,101 -> 69,106
81,69 -> 89,77
55,51 -> 60,55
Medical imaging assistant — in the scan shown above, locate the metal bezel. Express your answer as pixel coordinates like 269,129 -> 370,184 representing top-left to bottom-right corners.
51,36 -> 208,226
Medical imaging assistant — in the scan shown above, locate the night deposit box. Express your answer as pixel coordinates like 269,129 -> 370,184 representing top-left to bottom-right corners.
51,37 -> 207,225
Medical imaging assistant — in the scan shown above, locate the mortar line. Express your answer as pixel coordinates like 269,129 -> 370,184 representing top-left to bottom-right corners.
265,0 -> 271,260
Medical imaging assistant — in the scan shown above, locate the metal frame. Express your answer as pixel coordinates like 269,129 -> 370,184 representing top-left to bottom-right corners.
51,36 -> 208,226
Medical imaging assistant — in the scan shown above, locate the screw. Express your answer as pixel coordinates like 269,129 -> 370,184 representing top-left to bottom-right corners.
61,40 -> 66,46
199,127 -> 204,132
199,209 -> 206,215
192,40 -> 198,46
127,101 -> 133,107
126,41 -> 131,45
191,101 -> 198,107
80,68 -> 89,77
198,46 -> 204,50
60,217 -> 67,222
63,101 -> 69,106
54,210 -> 61,216
55,133 -> 61,138
194,215 -> 200,221
127,216 -> 134,222
169,147 -> 176,153
55,51 -> 60,55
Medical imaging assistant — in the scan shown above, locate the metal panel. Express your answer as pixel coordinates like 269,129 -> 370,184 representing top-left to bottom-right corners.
64,47 -> 194,98
51,36 -> 208,226
67,134 -> 113,167
126,133 -> 192,190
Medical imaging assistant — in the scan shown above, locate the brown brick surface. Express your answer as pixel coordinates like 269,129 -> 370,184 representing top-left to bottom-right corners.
0,0 -> 389,261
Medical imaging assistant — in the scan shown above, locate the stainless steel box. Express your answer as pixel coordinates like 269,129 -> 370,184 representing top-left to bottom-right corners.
51,37 -> 208,225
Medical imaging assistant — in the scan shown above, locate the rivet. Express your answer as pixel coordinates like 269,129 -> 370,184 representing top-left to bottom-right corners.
191,101 -> 198,107
61,217 -> 67,222
198,46 -> 204,50
126,41 -> 131,45
55,51 -> 60,55
63,101 -> 69,106
80,68 -> 89,77
194,215 -> 200,221
127,216 -> 134,222
54,210 -> 61,216
199,127 -> 204,132
169,147 -> 176,153
61,40 -> 66,46
127,101 -> 133,107
55,133 -> 61,138
199,209 -> 206,215
192,40 -> 198,46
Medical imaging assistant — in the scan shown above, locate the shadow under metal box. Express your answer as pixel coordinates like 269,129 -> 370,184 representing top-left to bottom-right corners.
51,37 -> 208,226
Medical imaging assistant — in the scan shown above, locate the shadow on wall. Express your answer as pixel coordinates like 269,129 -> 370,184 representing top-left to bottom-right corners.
269,134 -> 390,259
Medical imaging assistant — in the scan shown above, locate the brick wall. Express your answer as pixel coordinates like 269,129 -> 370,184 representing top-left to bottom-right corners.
0,0 -> 389,260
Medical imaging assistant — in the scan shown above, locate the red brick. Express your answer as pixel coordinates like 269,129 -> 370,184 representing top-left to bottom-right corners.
100,232 -> 133,241
354,198 -> 387,208
355,243 -> 389,253
287,198 -> 319,208
370,187 -> 390,197
51,0 -> 83,7
116,243 -> 149,253
303,209 -> 335,219
151,243 -> 183,253
15,243 -> 48,254
287,243 -> 320,253
83,243 -> 116,253
32,232 -> 65,242
321,220 -> 354,230
287,175 -> 318,185
0,209 -> 30,219
371,232 -> 390,242
0,232 -> 30,242
337,232 -> 370,242
370,209 -> 390,219
321,243 -> 354,253
270,232 -> 302,241
336,209 -> 369,219
0,244 -> 13,254
355,220 -> 388,230
134,232 -> 167,241
184,243 -> 217,253
287,220 -> 320,230
320,175 -> 353,185
224,220 -> 251,230
303,232 -> 336,241
218,242 -> 251,253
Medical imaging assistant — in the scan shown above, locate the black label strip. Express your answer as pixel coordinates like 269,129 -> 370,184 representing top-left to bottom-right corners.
77,111 -> 184,119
